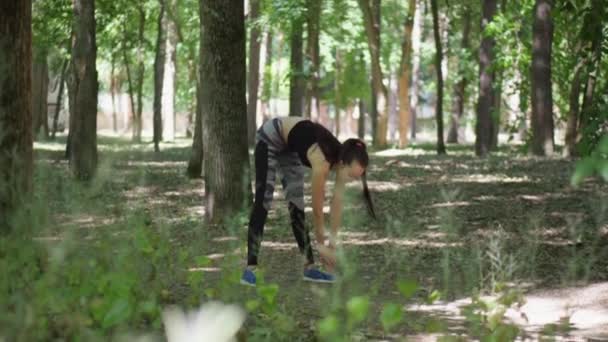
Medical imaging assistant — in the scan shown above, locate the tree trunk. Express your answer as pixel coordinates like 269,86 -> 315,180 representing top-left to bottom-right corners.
447,9 -> 471,144
491,73 -> 502,150
200,0 -> 250,223
410,0 -> 423,140
162,0 -> 177,142
261,30 -> 273,120
530,0 -> 555,156
153,0 -> 166,152
334,48 -> 342,137
289,17 -> 304,117
475,0 -> 497,156
32,52 -> 49,140
358,98 -> 366,139
69,0 -> 98,180
109,56 -> 118,133
187,73 -> 203,178
52,59 -> 69,140
358,0 -> 389,147
247,0 -> 261,145
0,0 -> 33,232
578,1 -> 603,145
398,0 -> 416,148
430,0 -> 446,155
564,55 -> 585,157
305,0 -> 322,120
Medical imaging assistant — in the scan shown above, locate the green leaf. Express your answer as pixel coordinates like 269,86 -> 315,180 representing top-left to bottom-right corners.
318,314 -> 339,338
397,279 -> 419,299
571,158 -> 596,186
380,303 -> 403,332
102,297 -> 132,328
427,290 -> 442,304
257,283 -> 279,305
246,299 -> 260,312
346,296 -> 370,324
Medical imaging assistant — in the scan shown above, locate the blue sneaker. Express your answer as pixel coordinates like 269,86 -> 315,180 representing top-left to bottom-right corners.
303,267 -> 335,283
240,268 -> 256,287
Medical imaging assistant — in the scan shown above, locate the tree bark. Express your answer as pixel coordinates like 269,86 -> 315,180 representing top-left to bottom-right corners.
200,0 -> 250,223
530,0 -> 555,156
289,17 -> 305,117
153,0 -> 166,152
564,54 -> 585,157
32,51 -> 49,140
475,0 -> 497,156
358,0 -> 389,147
163,0 -> 178,143
109,56 -> 118,133
398,0 -> 416,148
410,0 -> 423,140
247,0 -> 261,145
430,0 -> 446,155
447,9 -> 471,144
261,30 -> 273,120
69,0 -> 98,180
52,59 -> 69,140
358,98 -> 366,139
123,5 -> 146,143
0,0 -> 33,232
187,73 -> 203,178
305,0 -> 322,120
334,49 -> 342,137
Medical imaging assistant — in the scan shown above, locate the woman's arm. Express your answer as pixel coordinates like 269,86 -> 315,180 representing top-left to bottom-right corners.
310,155 -> 330,245
329,168 -> 347,245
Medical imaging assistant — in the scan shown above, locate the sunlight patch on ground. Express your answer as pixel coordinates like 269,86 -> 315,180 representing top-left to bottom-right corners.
366,180 -> 406,191
341,237 -> 462,248
34,141 -> 65,151
186,205 -> 205,216
373,148 -> 434,157
188,267 -> 220,273
449,174 -> 531,184
124,186 -> 153,198
260,241 -> 298,251
406,283 -> 608,341
430,201 -> 471,209
125,160 -> 187,168
212,236 -> 238,242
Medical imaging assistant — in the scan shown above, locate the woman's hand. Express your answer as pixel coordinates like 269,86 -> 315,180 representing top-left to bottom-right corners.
317,244 -> 336,272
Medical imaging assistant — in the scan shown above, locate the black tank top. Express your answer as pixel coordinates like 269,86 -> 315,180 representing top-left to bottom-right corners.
287,120 -> 341,168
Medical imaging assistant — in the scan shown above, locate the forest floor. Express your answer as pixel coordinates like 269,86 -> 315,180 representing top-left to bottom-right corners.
35,135 -> 608,341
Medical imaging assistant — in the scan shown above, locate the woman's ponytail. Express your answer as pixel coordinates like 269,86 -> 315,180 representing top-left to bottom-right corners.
361,172 -> 376,219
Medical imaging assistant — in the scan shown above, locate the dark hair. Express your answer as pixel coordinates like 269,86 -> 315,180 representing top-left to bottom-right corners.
340,139 -> 376,220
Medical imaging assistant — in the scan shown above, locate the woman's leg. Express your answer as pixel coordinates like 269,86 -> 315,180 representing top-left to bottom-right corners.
278,154 -> 314,265
247,141 -> 277,266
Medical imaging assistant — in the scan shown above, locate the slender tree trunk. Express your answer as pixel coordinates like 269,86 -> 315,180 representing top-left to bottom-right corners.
135,5 -> 145,142
289,17 -> 305,117
162,0 -> 177,142
410,0 -> 423,140
247,0 -> 261,145
358,98 -> 366,139
530,0 -> 554,156
69,0 -> 98,180
0,0 -> 33,232
430,0 -> 446,155
186,60 -> 197,138
122,43 -> 137,139
491,74 -> 502,149
110,57 -> 118,133
153,0 -> 166,152
578,2 -> 603,145
52,59 -> 69,140
187,73 -> 203,178
334,49 -> 342,137
475,0 -> 497,156
32,51 -> 49,140
358,0 -> 389,147
447,9 -> 471,144
398,0 -> 416,148
261,30 -> 273,120
200,0 -> 250,223
564,54 -> 585,157
305,0 -> 322,120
